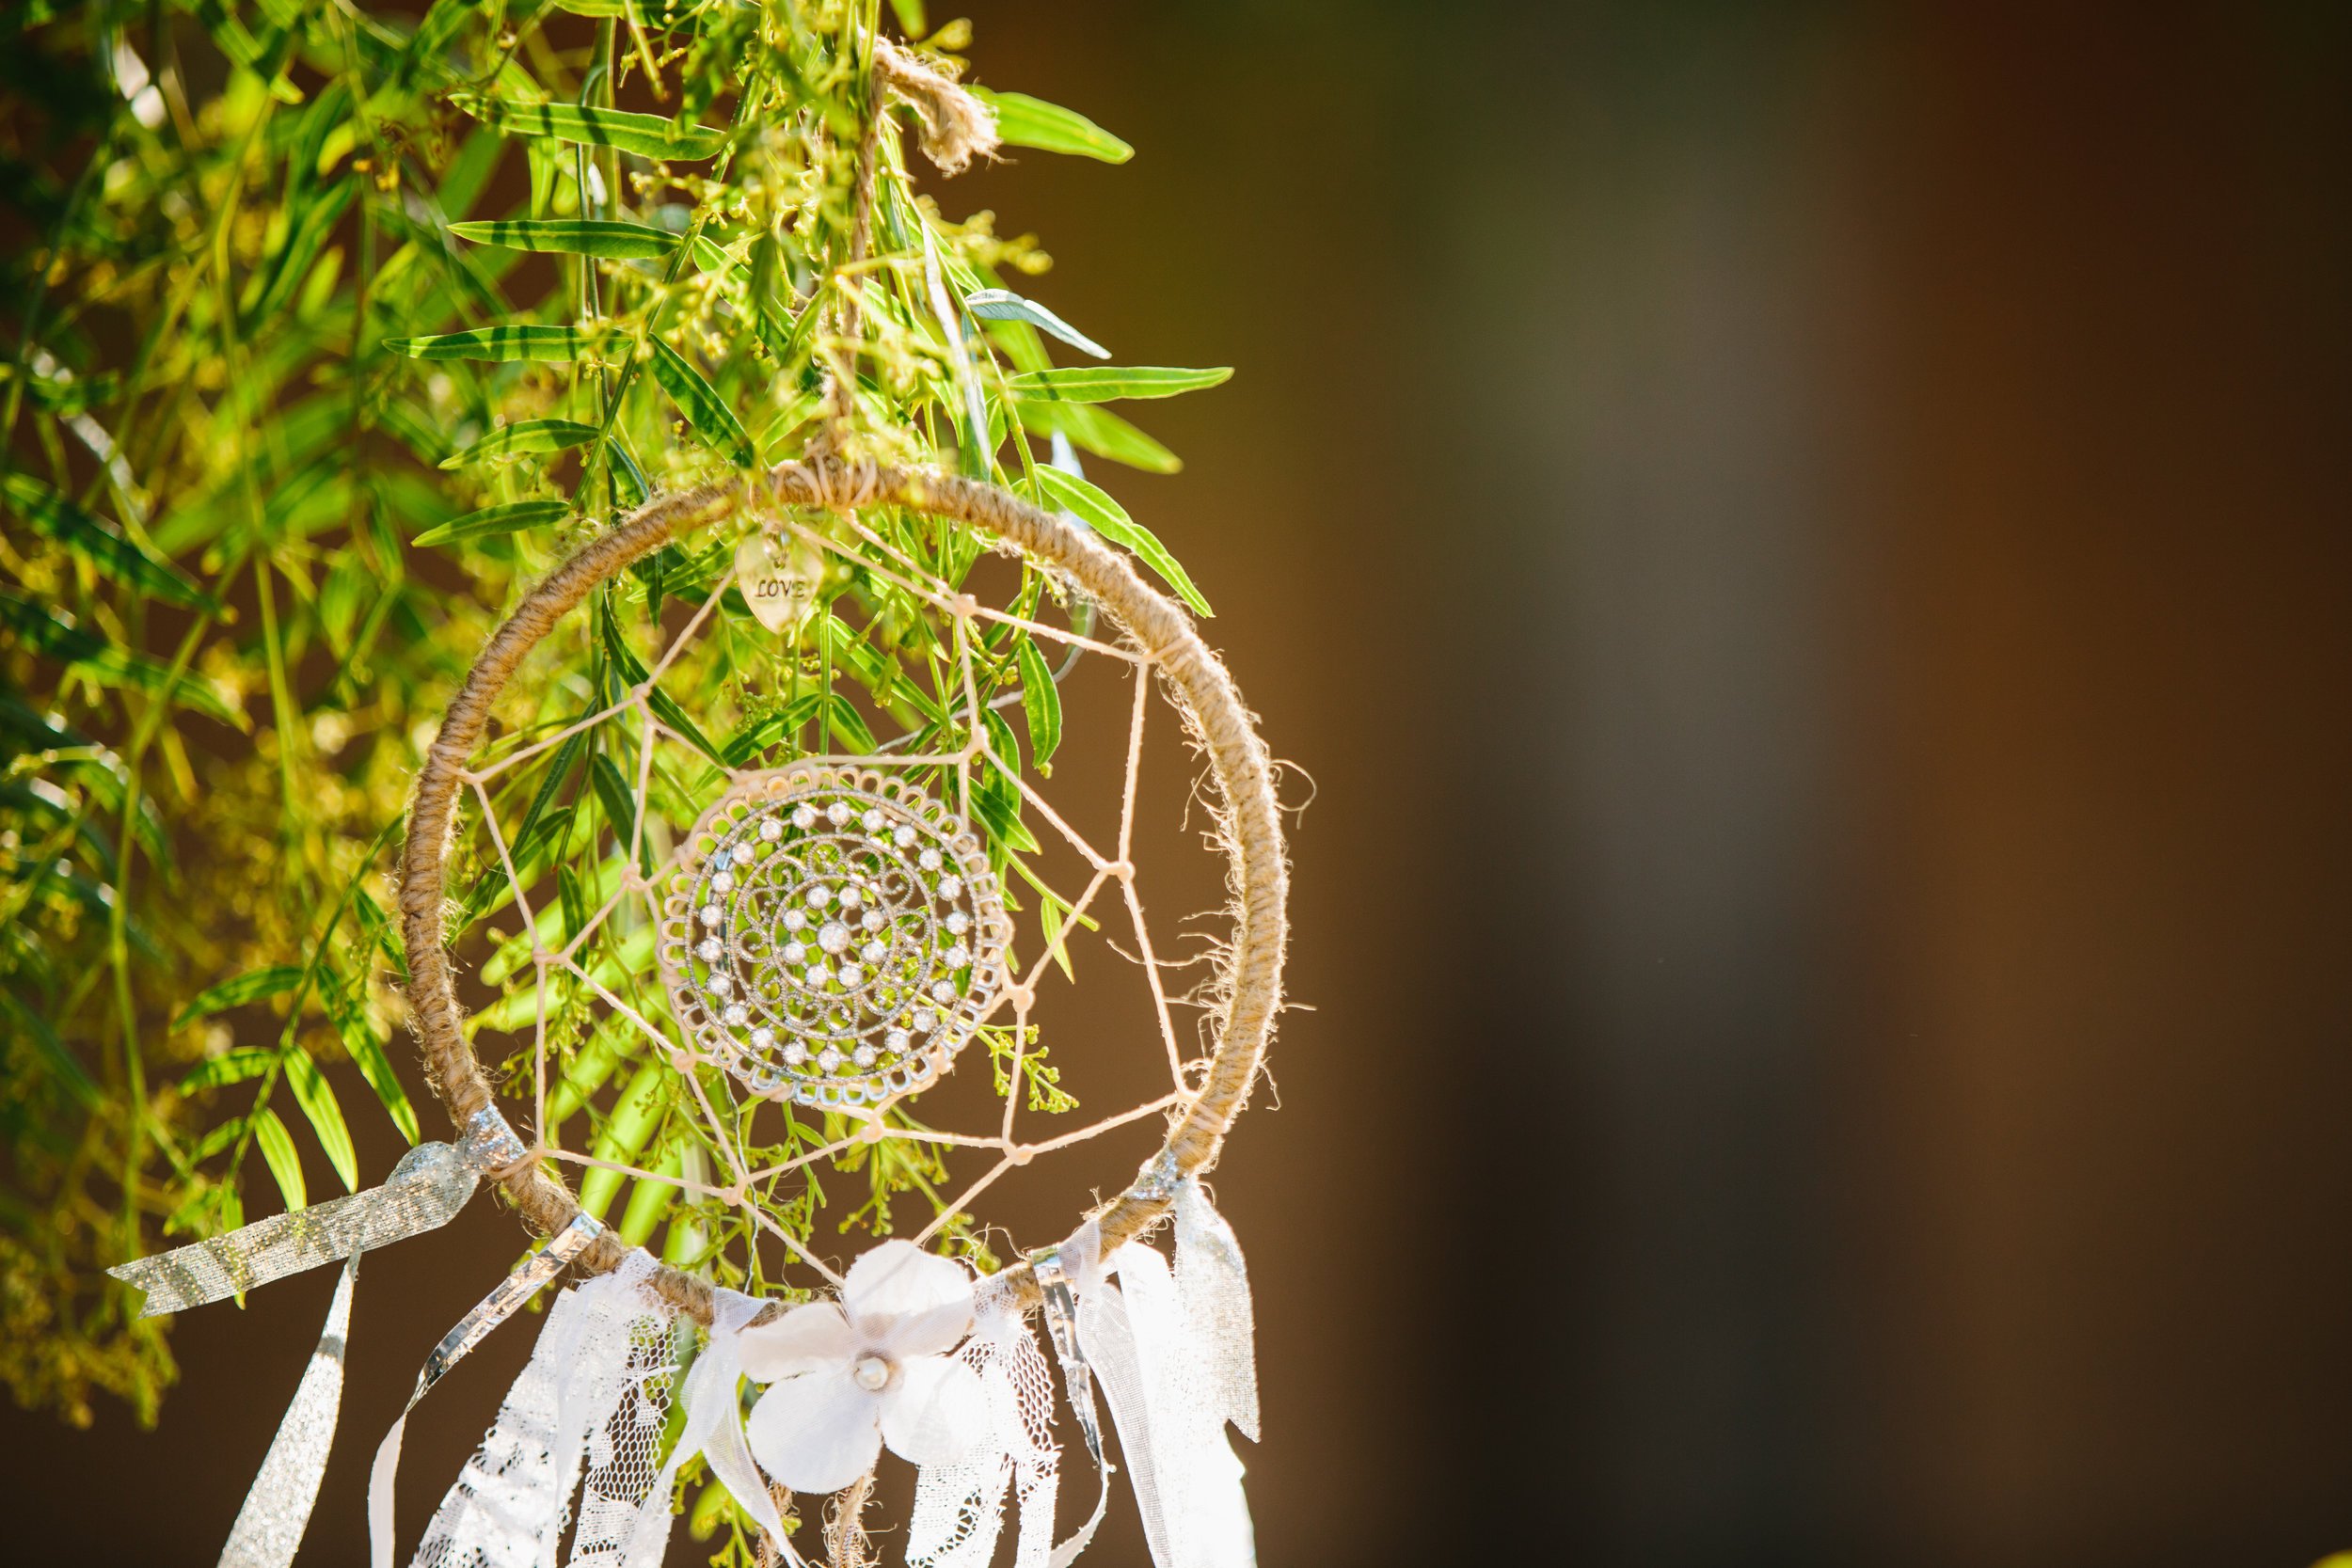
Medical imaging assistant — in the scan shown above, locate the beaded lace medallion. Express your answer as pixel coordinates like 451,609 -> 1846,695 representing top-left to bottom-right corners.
657,766 -> 1009,1109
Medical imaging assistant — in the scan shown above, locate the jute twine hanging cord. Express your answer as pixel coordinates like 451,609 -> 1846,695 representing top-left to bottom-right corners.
396,458 -> 1289,1326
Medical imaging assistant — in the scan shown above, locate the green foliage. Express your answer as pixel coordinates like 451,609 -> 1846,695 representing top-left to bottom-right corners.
0,0 -> 1225,1471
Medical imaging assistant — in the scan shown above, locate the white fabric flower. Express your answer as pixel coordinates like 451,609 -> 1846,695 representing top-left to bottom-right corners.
740,1240 -> 988,1494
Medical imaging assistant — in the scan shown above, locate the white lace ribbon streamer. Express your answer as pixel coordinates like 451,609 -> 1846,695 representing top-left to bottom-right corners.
552,1252 -> 675,1568
907,1277 -> 1062,1568
110,1108 -> 525,1317
215,1251 -> 361,1568
365,1212 -> 607,1568
620,1287 -> 789,1568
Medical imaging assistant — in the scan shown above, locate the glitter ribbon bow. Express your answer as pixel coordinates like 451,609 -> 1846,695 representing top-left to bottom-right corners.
108,1108 -> 530,1317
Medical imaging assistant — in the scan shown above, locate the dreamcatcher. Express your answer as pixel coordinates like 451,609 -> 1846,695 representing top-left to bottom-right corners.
110,455 -> 1286,1568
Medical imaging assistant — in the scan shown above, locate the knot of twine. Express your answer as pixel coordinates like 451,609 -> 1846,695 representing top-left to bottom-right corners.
873,38 -> 1000,176
779,456 -> 883,512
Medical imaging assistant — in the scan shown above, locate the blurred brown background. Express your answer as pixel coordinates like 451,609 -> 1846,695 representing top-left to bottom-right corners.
10,2 -> 2352,1563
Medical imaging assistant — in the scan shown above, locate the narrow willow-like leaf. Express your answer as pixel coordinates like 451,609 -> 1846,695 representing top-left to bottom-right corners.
177,1049 -> 277,1092
283,1047 -> 358,1194
1,473 -> 216,610
386,325 -> 603,361
326,984 -> 420,1145
1032,467 -> 1214,616
600,613 -> 727,767
413,499 -> 570,546
3,994 -> 99,1109
1015,634 -> 1062,769
648,337 -> 755,466
969,87 -> 1134,164
246,178 -> 357,328
1014,399 -> 1182,474
251,1107 -> 307,1212
965,288 -> 1110,359
448,218 -> 679,258
590,753 -> 637,847
173,965 -> 306,1027
758,390 -> 825,460
439,419 -> 600,468
1009,365 -> 1233,402
824,691 -> 877,753
609,437 -> 653,508
505,729 -> 589,875
0,590 -> 243,726
970,751 -> 1041,855
451,94 -> 725,160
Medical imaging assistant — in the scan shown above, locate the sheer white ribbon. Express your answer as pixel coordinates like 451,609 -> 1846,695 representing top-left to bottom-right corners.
620,1287 -> 790,1568
1053,1179 -> 1260,1568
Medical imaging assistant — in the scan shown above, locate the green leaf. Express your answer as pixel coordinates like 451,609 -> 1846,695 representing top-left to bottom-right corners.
439,420 -> 601,468
1016,634 -> 1062,769
0,589 -> 244,726
617,1164 -> 680,1248
336,1015 -> 421,1145
969,87 -> 1134,164
387,325 -> 605,361
964,288 -> 1109,359
173,965 -> 305,1027
647,337 -> 755,467
448,218 -> 679,259
547,1019 -> 628,1127
599,614 -> 726,768
414,499 -> 571,547
579,1061 -> 667,1220
1012,399 -> 1182,474
608,436 -> 653,508
451,94 -> 726,160
250,1108 -> 308,1212
3,993 -> 99,1109
969,753 -> 1040,855
590,752 -> 637,847
504,728 -> 589,874
823,691 -> 876,753
1010,366 -> 1232,403
2,472 -> 217,610
246,178 -> 358,327
284,1047 -> 358,1194
1031,467 -> 1214,617
178,1049 -> 278,1092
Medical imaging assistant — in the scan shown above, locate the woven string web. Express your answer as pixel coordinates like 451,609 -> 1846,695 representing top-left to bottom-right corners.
450,502 -> 1216,1290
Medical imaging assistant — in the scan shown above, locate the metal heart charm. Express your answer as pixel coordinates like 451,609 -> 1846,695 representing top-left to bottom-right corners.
736,531 -> 823,635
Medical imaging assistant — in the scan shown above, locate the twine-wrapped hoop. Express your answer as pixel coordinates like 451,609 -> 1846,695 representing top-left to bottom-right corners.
398,459 -> 1287,1324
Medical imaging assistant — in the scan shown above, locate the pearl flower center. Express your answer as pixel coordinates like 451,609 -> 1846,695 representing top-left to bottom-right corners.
850,1354 -> 892,1393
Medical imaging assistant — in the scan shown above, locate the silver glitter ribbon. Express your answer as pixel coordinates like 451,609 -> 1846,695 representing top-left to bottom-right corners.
1032,1240 -> 1114,1568
110,1109 -> 530,1317
368,1212 -> 607,1568
216,1251 -> 361,1568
